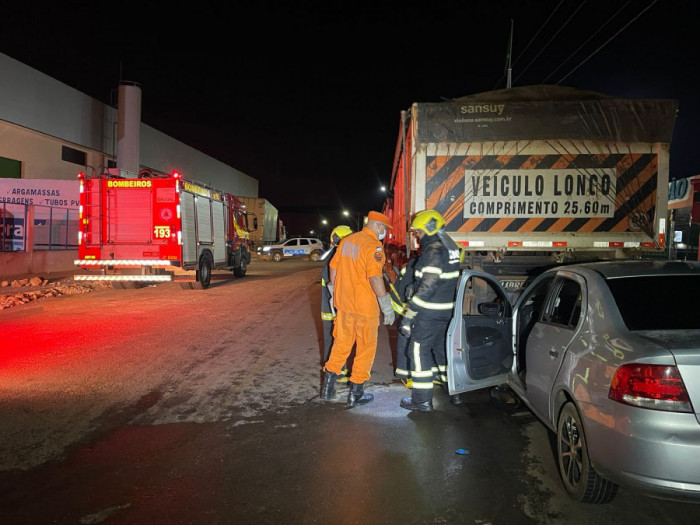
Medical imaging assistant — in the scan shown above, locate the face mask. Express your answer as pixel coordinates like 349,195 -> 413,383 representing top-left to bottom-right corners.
378,227 -> 386,241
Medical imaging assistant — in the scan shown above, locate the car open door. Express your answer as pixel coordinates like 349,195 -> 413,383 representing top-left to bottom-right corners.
446,270 -> 514,394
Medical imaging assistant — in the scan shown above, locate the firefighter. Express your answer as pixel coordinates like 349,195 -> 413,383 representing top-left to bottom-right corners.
399,209 -> 461,412
320,211 -> 396,407
389,256 -> 419,388
320,224 -> 353,381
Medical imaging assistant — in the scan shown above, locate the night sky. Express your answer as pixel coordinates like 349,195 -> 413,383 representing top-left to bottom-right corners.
2,0 -> 699,236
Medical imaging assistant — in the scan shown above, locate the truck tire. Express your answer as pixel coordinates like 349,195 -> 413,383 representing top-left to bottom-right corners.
271,251 -> 282,262
193,253 -> 213,289
309,250 -> 321,262
234,251 -> 248,277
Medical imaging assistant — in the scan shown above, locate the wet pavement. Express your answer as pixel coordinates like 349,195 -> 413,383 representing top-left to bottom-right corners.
1,260 -> 699,524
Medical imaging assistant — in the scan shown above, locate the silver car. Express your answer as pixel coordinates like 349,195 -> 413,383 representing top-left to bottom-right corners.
446,259 -> 700,504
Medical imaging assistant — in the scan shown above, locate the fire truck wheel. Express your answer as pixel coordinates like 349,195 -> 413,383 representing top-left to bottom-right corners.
193,254 -> 213,289
271,251 -> 282,262
234,256 -> 247,277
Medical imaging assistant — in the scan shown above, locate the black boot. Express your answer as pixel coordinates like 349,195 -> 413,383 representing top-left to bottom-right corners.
347,381 -> 374,407
400,388 -> 433,412
320,370 -> 338,400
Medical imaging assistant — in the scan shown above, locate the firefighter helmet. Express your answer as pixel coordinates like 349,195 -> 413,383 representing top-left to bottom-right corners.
331,225 -> 353,245
410,209 -> 445,236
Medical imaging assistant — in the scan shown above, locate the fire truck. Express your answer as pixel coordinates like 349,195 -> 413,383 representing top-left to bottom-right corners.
74,169 -> 257,289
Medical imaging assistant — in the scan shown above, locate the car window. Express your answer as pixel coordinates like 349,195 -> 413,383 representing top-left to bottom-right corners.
544,278 -> 582,329
606,275 -> 700,330
299,239 -> 309,246
462,276 -> 508,316
517,274 -> 555,350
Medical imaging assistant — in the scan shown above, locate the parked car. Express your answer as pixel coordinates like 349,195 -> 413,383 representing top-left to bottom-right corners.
257,237 -> 324,262
446,260 -> 700,504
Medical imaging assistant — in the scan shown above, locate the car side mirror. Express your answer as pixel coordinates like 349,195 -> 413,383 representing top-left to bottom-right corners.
478,302 -> 502,316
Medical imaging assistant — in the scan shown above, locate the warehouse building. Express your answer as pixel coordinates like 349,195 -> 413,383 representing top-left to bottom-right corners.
0,52 -> 258,278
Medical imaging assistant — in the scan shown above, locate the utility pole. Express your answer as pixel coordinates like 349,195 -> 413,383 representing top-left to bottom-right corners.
506,19 -> 514,88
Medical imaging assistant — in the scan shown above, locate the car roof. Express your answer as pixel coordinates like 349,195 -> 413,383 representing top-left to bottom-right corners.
555,259 -> 700,279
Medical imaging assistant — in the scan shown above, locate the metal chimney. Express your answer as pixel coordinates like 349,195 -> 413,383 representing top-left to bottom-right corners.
117,81 -> 142,178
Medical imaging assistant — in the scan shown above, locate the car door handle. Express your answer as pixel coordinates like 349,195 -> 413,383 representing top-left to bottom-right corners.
549,348 -> 559,357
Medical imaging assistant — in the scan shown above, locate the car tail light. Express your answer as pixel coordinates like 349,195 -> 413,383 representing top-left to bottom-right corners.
609,364 -> 693,413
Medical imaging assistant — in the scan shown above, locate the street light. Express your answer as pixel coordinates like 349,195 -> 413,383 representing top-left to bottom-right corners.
342,210 -> 362,231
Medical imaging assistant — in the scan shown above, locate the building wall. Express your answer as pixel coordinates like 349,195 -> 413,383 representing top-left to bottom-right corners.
0,52 -> 259,277
0,52 -> 258,197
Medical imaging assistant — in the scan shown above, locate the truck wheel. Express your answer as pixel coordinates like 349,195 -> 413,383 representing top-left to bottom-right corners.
557,402 -> 617,503
271,252 -> 282,262
193,254 -> 213,289
234,255 -> 247,277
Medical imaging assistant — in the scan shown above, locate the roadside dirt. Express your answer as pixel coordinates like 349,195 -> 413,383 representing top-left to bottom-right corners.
0,276 -> 110,310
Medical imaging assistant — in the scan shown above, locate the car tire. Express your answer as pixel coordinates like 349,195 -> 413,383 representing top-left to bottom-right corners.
556,401 -> 617,504
309,250 -> 321,262
271,251 -> 282,262
193,253 -> 213,289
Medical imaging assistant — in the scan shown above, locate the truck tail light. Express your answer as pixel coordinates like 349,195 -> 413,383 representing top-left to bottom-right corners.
609,364 -> 693,413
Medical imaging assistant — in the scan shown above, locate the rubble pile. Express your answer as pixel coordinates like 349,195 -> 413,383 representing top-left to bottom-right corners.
0,277 -> 111,310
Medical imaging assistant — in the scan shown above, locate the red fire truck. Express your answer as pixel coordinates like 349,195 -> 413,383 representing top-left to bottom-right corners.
74,169 -> 256,289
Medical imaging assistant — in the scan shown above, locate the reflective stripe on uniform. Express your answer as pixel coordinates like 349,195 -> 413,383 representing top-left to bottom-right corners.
415,268 -> 459,279
411,296 -> 454,310
391,298 -> 407,315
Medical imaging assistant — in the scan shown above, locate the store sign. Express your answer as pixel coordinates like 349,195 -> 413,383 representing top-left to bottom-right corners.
0,179 -> 79,208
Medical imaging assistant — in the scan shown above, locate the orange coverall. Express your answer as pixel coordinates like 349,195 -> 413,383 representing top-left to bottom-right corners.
324,227 -> 386,384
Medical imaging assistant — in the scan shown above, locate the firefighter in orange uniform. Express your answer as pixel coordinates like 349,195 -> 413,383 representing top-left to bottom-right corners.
320,211 -> 396,407
320,224 -> 353,378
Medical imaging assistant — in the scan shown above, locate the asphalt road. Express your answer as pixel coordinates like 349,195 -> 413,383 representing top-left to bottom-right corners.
0,259 -> 698,524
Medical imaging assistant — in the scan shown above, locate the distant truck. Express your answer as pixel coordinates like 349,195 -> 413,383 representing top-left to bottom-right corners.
74,169 -> 257,289
238,197 -> 287,250
382,85 -> 678,301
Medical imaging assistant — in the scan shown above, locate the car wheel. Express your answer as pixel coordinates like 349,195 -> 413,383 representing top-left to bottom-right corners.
193,253 -> 213,289
271,251 -> 282,262
309,250 -> 321,262
557,401 -> 617,503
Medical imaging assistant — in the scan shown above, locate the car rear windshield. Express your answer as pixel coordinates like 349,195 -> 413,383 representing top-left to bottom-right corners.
606,275 -> 700,330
